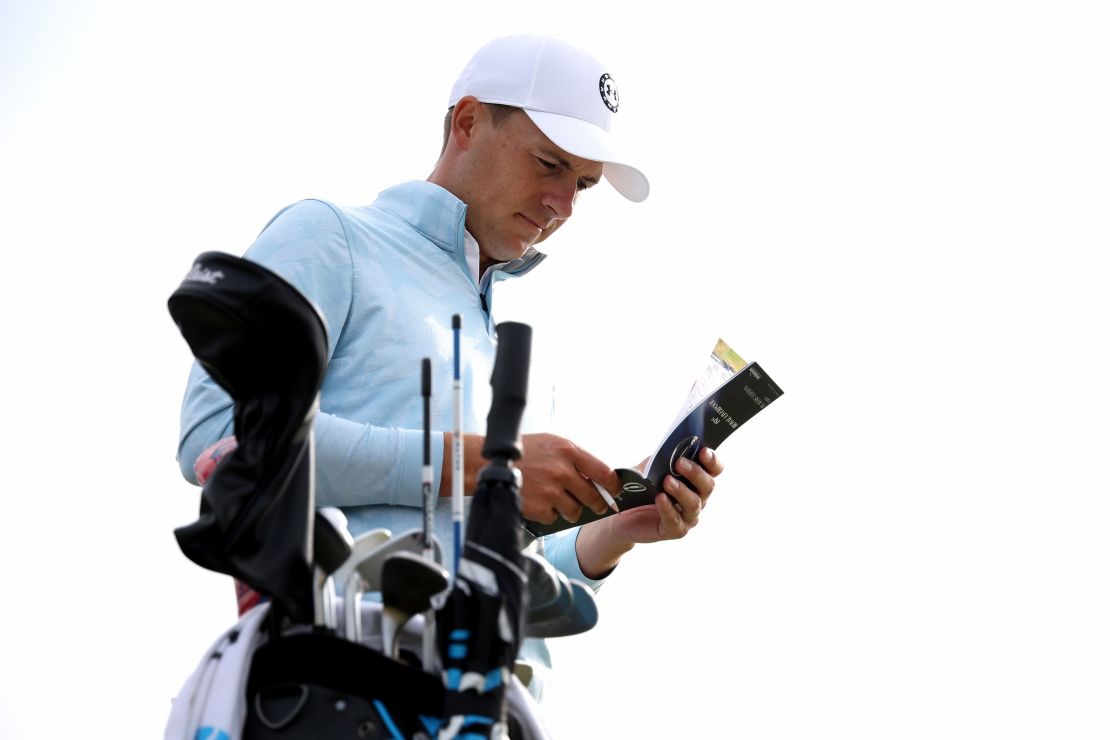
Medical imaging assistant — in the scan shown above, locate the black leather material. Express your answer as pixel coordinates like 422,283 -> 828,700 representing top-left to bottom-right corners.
168,251 -> 328,624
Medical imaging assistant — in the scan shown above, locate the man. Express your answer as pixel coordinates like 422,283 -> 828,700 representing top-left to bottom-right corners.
177,33 -> 723,698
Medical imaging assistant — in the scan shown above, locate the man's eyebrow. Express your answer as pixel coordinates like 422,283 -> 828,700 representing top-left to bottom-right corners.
541,148 -> 601,184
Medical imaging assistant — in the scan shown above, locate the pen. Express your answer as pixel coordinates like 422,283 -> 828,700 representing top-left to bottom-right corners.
591,479 -> 620,515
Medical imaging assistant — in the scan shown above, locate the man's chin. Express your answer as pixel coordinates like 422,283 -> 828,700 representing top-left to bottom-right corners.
536,222 -> 564,245
483,243 -> 531,266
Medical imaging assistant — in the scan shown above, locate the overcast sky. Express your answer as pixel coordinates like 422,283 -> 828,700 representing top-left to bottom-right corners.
2,1 -> 1107,738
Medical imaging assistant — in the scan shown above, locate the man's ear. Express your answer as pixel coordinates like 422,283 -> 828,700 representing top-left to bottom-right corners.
450,96 -> 482,151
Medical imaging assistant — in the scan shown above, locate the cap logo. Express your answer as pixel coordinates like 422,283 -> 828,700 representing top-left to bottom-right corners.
599,73 -> 619,113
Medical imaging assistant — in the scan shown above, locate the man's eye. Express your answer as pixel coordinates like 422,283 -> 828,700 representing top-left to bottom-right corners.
536,157 -> 558,170
576,180 -> 590,192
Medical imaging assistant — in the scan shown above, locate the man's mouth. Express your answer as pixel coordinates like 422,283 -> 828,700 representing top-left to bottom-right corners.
517,213 -> 544,232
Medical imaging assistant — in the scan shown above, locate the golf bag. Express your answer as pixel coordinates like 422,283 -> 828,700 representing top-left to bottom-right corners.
164,253 -> 555,739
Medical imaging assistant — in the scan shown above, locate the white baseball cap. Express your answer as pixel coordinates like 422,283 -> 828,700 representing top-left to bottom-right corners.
448,34 -> 650,203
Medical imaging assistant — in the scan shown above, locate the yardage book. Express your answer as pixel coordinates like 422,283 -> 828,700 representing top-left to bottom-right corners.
523,340 -> 784,538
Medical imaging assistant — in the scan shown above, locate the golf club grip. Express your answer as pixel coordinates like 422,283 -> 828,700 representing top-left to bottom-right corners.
422,358 -> 432,463
482,321 -> 532,461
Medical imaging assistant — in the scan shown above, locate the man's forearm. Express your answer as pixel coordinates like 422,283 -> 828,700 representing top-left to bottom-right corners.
574,517 -> 635,580
313,413 -> 440,508
444,430 -> 633,579
439,431 -> 485,498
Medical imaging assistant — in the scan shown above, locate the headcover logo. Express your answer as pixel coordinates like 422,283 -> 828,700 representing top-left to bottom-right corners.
185,262 -> 225,285
622,481 -> 647,494
599,73 -> 619,113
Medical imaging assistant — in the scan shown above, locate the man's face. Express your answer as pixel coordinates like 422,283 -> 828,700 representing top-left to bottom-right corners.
462,107 -> 604,266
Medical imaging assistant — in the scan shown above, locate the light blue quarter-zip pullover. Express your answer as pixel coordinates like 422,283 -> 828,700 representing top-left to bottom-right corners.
176,180 -> 604,699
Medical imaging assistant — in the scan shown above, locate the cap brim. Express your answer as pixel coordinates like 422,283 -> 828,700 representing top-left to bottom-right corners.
525,110 -> 650,203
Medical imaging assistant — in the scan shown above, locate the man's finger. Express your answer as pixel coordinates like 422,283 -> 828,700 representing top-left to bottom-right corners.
656,491 -> 685,531
664,475 -> 702,521
699,447 -> 724,476
553,491 -> 584,524
569,443 -> 619,491
676,456 -> 715,498
573,472 -> 615,515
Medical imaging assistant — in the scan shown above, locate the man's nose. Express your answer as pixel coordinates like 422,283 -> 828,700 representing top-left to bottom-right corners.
542,176 -> 578,221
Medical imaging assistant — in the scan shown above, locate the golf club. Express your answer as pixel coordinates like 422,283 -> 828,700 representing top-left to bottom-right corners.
313,507 -> 353,629
421,357 -> 439,670
526,566 -> 574,625
524,579 -> 599,639
331,526 -> 392,637
342,529 -> 444,642
520,552 -> 563,622
380,550 -> 450,662
451,314 -> 464,576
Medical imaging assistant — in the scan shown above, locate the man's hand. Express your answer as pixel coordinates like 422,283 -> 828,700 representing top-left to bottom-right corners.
516,433 -> 620,525
575,447 -> 725,578
441,432 -> 617,525
614,447 -> 723,543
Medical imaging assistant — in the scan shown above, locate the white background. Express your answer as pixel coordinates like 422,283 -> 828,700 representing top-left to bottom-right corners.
2,1 -> 1107,738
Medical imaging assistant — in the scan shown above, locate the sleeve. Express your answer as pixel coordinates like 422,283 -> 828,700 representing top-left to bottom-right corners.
175,199 -> 443,509
539,528 -> 612,592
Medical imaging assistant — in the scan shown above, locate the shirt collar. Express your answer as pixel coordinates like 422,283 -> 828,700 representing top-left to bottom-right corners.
373,180 -> 546,277
463,229 -> 481,283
